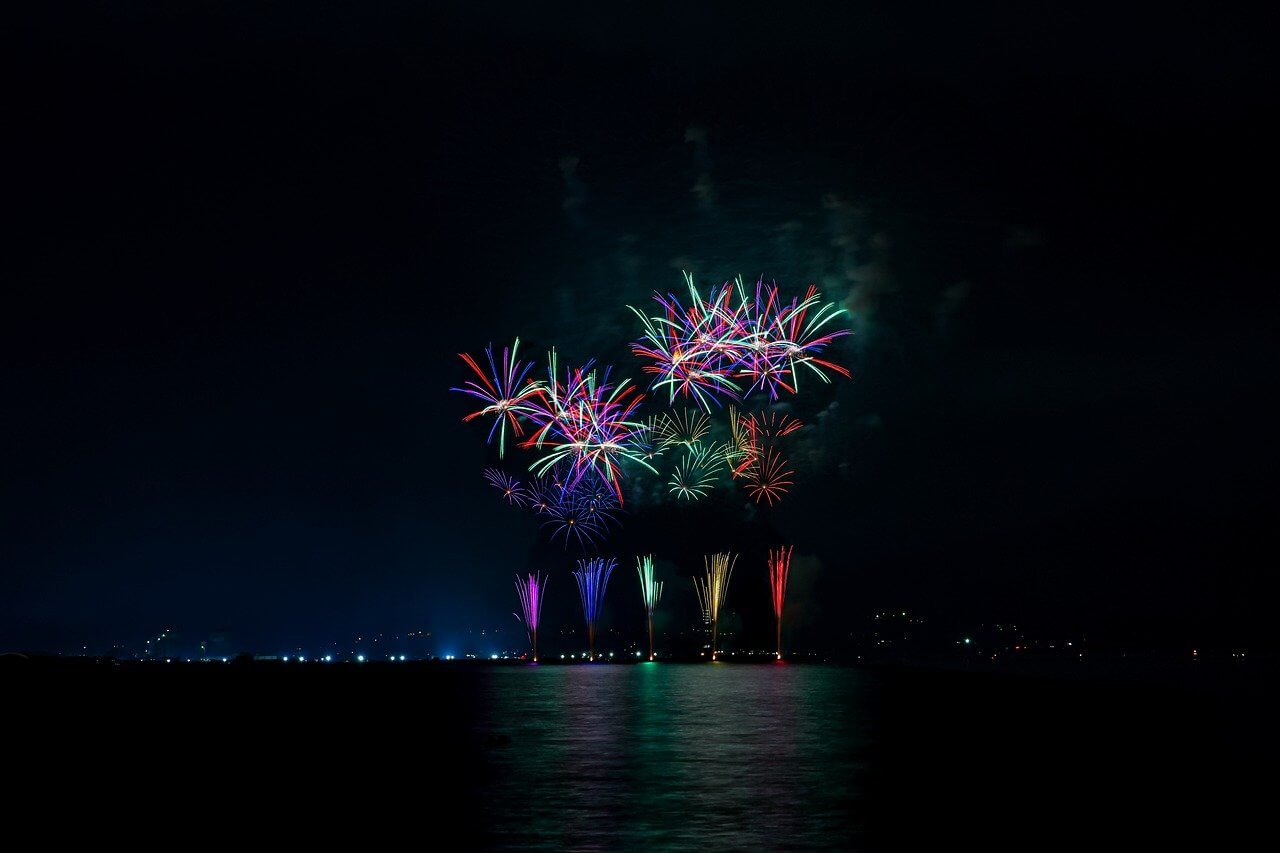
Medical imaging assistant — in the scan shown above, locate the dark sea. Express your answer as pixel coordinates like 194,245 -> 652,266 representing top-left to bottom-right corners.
11,659 -> 1269,850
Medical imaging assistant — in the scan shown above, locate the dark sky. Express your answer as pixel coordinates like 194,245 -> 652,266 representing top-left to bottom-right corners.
3,2 -> 1275,655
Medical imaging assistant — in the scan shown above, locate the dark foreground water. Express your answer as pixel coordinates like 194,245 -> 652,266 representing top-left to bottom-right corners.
9,659 -> 1271,849
474,664 -> 870,848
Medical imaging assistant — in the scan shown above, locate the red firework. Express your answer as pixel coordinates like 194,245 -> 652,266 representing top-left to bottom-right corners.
745,448 -> 794,505
768,545 -> 794,659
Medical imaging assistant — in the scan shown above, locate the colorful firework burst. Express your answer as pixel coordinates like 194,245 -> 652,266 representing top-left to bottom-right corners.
630,275 -> 850,409
628,273 -> 745,410
450,338 -> 542,459
521,349 -> 656,501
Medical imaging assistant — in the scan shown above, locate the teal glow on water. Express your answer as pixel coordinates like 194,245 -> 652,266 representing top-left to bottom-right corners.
473,664 -> 871,848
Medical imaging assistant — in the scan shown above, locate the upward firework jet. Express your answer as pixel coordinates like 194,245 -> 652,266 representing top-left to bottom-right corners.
767,546 -> 794,660
572,557 -> 616,661
514,572 -> 548,662
635,555 -> 663,661
693,553 -> 737,660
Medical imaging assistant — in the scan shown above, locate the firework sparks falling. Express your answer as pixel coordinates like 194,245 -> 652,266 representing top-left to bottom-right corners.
767,546 -> 794,660
693,552 -> 737,660
635,555 -> 663,660
514,572 -> 548,661
572,557 -> 616,661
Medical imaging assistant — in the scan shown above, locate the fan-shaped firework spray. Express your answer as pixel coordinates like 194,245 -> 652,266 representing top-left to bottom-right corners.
572,557 -> 615,661
514,572 -> 548,661
767,546 -> 794,660
693,553 -> 737,660
635,555 -> 663,660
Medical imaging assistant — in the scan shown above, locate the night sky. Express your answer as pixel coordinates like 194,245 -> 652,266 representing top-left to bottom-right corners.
4,3 -> 1274,655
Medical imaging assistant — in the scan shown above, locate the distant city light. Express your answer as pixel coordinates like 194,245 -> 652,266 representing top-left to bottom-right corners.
282,656 -> 289,662
490,654 -> 498,660
963,638 -> 971,645
399,655 -> 406,661
356,655 -> 365,662
323,655 -> 332,662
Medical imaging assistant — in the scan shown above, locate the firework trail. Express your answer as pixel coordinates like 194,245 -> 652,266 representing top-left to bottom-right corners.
451,338 -> 542,459
767,546 -> 794,660
572,557 -> 616,660
635,555 -> 663,660
514,572 -> 548,661
693,552 -> 737,660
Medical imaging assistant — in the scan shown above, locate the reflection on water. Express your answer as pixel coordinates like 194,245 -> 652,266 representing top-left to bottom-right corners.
474,664 -> 870,848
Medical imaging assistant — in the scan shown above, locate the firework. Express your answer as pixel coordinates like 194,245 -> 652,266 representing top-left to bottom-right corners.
521,349 -> 656,501
451,338 -> 542,459
484,468 -> 529,507
629,275 -> 850,409
523,475 -> 558,515
542,481 -> 617,549
572,557 -> 616,661
743,410 -> 804,439
767,546 -> 793,660
514,572 -> 548,661
635,555 -> 663,660
744,447 -> 794,506
668,442 -> 723,500
693,552 -> 737,660
628,273 -> 745,410
630,417 -> 668,462
652,409 -> 711,448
